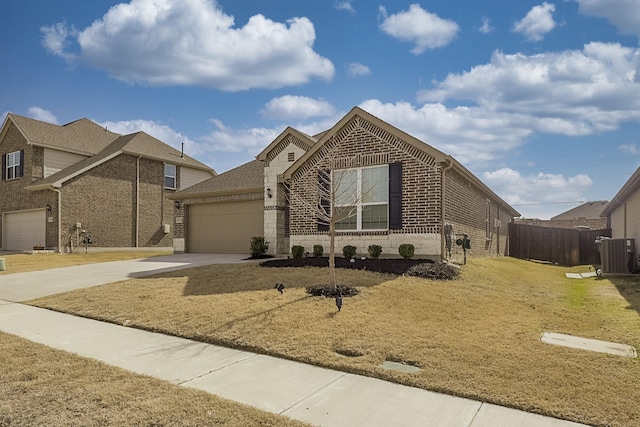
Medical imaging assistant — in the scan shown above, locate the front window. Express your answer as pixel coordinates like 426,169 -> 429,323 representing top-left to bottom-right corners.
334,165 -> 388,230
164,164 -> 176,189
6,151 -> 20,180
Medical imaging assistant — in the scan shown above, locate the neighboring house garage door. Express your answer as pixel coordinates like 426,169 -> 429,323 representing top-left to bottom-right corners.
4,210 -> 46,251
187,200 -> 263,253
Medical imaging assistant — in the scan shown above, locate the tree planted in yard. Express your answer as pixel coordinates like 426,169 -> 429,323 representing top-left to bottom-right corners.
284,150 -> 387,289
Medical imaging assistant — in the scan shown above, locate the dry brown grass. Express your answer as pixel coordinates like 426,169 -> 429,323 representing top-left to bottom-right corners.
0,331 -> 308,426
0,251 -> 170,275
30,258 -> 640,427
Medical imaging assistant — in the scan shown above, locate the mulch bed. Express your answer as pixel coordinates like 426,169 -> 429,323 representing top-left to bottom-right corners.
260,256 -> 434,275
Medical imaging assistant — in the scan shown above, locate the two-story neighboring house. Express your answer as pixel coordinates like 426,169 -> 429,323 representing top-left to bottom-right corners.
171,107 -> 519,262
0,113 -> 215,252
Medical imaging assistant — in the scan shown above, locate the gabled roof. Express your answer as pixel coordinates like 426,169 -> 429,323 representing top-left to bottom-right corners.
27,131 -> 213,191
2,113 -> 121,155
283,106 -> 449,180
283,106 -> 520,217
601,168 -> 640,217
171,160 -> 263,199
551,200 -> 609,220
256,126 -> 317,162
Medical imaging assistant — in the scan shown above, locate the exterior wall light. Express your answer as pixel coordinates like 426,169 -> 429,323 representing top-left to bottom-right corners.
266,188 -> 273,198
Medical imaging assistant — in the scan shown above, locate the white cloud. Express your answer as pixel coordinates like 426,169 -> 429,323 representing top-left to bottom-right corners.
41,0 -> 334,91
201,118 -> 281,154
97,119 -> 207,157
261,96 -> 336,121
379,4 -> 459,54
479,17 -> 495,34
358,100 -> 531,167
482,168 -> 593,218
346,62 -> 371,76
619,143 -> 640,155
27,107 -> 59,124
575,0 -> 640,38
335,1 -> 355,13
512,2 -> 556,42
419,43 -> 640,136
41,22 -> 77,61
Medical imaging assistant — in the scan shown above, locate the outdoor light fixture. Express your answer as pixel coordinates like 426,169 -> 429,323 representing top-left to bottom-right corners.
174,200 -> 181,209
266,187 -> 273,198
46,204 -> 51,212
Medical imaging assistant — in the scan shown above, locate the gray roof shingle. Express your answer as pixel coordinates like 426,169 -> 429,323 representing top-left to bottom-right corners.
174,160 -> 263,198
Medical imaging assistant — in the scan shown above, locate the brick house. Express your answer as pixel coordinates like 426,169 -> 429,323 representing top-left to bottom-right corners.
516,201 -> 608,230
172,107 -> 519,262
0,114 -> 214,252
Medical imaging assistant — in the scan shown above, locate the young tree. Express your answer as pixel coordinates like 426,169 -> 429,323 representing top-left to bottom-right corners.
285,151 -> 387,289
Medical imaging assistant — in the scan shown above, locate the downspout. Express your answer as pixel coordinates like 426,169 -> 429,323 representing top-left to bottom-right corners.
52,188 -> 62,253
440,159 -> 454,262
136,155 -> 141,248
624,202 -> 627,238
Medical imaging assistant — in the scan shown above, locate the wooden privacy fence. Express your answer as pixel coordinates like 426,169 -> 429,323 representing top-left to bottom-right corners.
508,223 -> 611,266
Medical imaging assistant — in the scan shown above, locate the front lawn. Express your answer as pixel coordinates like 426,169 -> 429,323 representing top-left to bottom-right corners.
29,257 -> 640,427
0,331 -> 308,426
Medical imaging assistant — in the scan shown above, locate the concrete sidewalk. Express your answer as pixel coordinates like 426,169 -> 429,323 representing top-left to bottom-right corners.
0,254 -> 588,427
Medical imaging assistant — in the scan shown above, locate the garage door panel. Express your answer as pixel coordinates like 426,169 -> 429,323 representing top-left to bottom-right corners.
187,200 -> 263,254
5,210 -> 46,251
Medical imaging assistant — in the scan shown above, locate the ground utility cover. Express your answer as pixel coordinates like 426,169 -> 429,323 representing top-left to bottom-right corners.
541,332 -> 637,358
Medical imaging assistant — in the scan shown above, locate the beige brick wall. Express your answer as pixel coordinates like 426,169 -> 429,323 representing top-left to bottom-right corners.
264,137 -> 306,255
60,155 -> 173,249
0,123 -> 57,249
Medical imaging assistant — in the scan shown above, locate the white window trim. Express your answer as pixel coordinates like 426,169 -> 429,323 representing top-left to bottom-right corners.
6,151 -> 20,180
164,164 -> 176,189
334,164 -> 389,232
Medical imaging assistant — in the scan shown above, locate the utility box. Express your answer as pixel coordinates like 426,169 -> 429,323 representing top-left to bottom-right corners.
163,224 -> 170,234
600,238 -> 636,274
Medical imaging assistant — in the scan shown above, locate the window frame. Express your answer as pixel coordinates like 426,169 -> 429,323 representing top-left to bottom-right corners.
5,151 -> 21,180
164,163 -> 177,190
333,164 -> 389,232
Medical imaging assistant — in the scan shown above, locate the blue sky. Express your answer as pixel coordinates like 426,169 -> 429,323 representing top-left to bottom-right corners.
2,0 -> 640,219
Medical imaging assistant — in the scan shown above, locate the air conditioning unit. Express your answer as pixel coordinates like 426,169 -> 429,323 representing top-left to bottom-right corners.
600,238 -> 636,274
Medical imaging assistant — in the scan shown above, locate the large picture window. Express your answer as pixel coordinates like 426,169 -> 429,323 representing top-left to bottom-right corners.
164,164 -> 176,189
334,165 -> 389,231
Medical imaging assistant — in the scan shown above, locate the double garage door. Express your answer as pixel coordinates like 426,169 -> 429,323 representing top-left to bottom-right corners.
186,200 -> 263,254
3,210 -> 46,251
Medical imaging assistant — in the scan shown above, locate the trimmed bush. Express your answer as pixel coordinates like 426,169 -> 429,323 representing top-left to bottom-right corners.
398,244 -> 415,259
368,244 -> 382,259
406,263 -> 459,280
342,245 -> 357,259
313,245 -> 324,257
291,245 -> 305,259
249,236 -> 269,257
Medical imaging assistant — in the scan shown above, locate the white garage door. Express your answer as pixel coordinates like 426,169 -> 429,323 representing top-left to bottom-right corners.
4,210 -> 46,251
187,200 -> 263,254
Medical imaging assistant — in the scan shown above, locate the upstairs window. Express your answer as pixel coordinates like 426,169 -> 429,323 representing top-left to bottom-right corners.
164,164 -> 176,189
2,150 -> 23,181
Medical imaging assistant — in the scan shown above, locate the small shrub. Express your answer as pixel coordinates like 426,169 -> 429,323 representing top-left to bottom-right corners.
249,236 -> 269,257
342,245 -> 357,259
398,244 -> 415,259
406,263 -> 459,280
368,244 -> 382,259
313,244 -> 324,257
291,245 -> 305,259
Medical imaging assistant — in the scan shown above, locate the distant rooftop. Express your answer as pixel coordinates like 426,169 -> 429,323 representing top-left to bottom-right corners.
551,201 -> 609,220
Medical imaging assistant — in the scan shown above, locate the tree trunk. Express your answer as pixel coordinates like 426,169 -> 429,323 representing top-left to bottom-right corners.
329,219 -> 337,289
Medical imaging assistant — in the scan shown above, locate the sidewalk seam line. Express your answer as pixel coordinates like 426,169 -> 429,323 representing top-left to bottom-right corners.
278,372 -> 347,416
467,402 -> 483,427
178,354 -> 259,385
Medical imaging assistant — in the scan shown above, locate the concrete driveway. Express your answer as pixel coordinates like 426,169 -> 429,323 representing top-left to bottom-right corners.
0,253 -> 250,302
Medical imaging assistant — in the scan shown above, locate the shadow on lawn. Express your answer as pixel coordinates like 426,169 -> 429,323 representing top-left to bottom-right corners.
607,275 -> 640,315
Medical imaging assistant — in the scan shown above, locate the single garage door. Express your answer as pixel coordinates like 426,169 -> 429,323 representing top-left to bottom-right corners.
4,209 -> 46,251
187,200 -> 263,253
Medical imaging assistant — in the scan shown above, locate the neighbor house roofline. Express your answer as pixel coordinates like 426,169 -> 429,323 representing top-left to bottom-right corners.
256,126 -> 317,162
